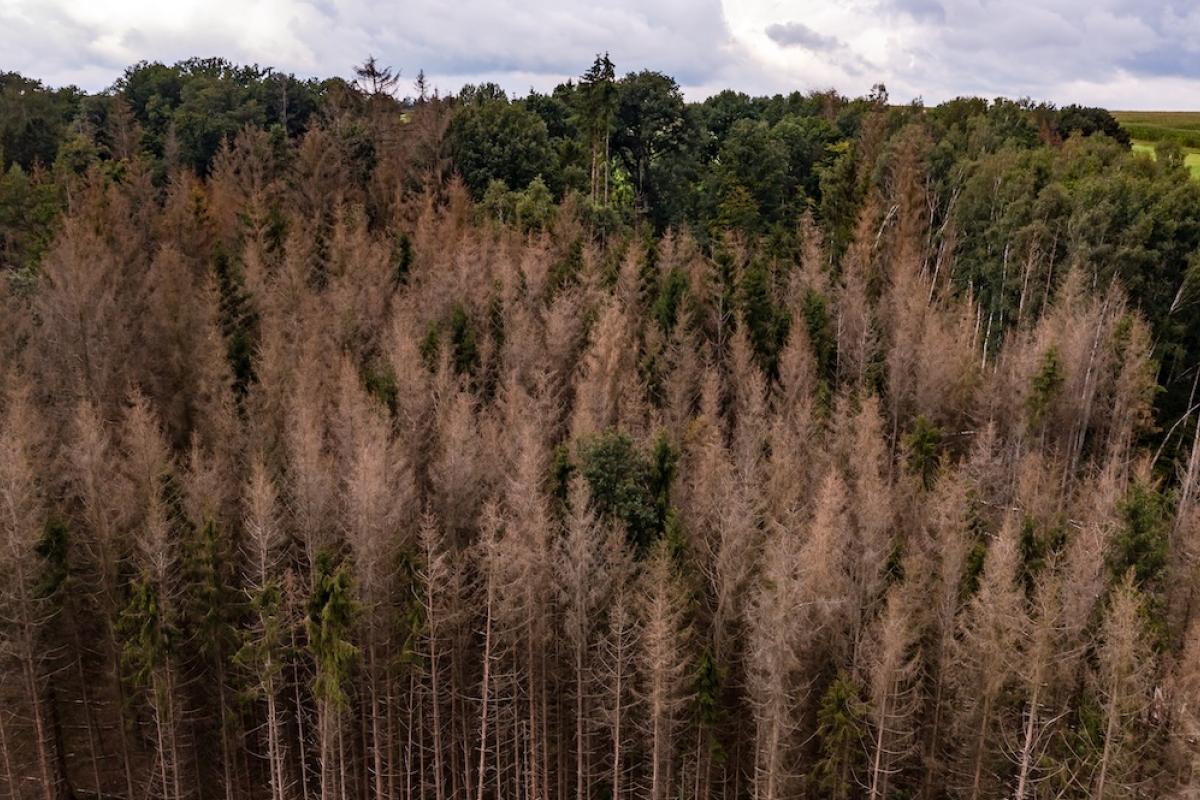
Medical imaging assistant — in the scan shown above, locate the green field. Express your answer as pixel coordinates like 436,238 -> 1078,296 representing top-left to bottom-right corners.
1113,110 -> 1200,148
1114,111 -> 1200,179
1130,140 -> 1200,180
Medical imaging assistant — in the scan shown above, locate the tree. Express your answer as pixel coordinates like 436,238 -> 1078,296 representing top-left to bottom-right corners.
612,71 -> 697,228
813,671 -> 867,800
863,586 -> 922,800
556,479 -> 605,800
353,56 -> 400,98
577,430 -> 664,552
238,457 -> 290,800
306,552 -> 358,800
339,362 -> 413,800
1056,105 -> 1130,147
710,119 -> 790,230
954,516 -> 1025,800
746,520 -> 807,800
68,401 -> 138,798
1089,574 -> 1153,799
119,392 -> 193,800
0,72 -> 81,171
578,54 -> 617,204
639,541 -> 691,800
449,94 -> 554,198
0,385 -> 61,800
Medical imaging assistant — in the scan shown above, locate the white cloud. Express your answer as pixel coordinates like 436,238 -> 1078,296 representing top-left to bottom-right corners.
0,0 -> 1197,107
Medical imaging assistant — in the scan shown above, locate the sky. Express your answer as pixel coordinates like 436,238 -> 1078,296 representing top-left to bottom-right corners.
2,0 -> 1199,109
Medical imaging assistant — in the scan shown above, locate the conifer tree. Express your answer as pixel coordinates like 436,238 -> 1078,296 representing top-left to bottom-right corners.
120,392 -> 193,800
953,515 -> 1025,800
863,585 -> 922,800
239,457 -> 290,800
639,541 -> 691,800
0,385 -> 61,800
1090,573 -> 1153,800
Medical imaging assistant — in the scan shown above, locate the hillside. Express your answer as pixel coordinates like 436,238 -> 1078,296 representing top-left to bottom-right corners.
1,59 -> 1200,800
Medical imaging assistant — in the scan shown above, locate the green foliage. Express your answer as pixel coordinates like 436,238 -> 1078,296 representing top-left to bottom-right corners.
1028,346 -> 1064,427
449,95 -> 554,198
515,176 -> 554,231
738,259 -> 789,374
415,305 -> 481,378
715,184 -> 761,234
120,577 -> 171,688
0,72 -> 81,172
481,179 -> 515,224
612,70 -> 698,230
1109,481 -> 1170,591
813,671 -> 868,800
903,415 -> 943,490
1017,516 -> 1067,595
189,519 -> 243,662
35,517 -> 71,600
662,507 -> 690,570
548,237 -> 585,296
549,442 -> 576,515
648,432 -> 679,536
1057,105 -> 1130,147
0,162 -> 63,275
817,144 -> 860,260
419,322 -> 441,371
803,290 -> 836,385
116,58 -> 320,174
361,359 -> 399,415
652,266 -> 689,335
448,303 -> 480,376
577,429 -> 676,552
392,231 -> 413,286
773,114 -> 841,202
692,647 -> 728,762
961,538 -> 988,599
213,246 -> 259,402
306,552 -> 359,709
391,549 -> 425,669
712,119 -> 792,228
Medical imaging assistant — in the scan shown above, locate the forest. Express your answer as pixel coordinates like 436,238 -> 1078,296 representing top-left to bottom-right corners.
1,54 -> 1200,800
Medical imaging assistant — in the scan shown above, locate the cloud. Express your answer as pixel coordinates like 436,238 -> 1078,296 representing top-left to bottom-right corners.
0,0 -> 737,95
764,21 -> 843,52
1,0 -> 1199,108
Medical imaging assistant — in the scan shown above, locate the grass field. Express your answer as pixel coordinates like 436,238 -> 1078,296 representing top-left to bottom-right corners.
1114,112 -> 1200,179
1113,110 -> 1200,148
1130,142 -> 1200,180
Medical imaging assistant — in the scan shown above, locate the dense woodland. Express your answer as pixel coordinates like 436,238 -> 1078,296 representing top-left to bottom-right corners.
1,55 -> 1200,800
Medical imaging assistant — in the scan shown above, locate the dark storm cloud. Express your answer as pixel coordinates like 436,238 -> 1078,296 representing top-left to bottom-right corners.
764,21 -> 843,52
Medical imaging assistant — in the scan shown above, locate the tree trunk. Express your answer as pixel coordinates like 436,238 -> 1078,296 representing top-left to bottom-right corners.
969,696 -> 992,800
291,625 -> 312,800
1013,680 -> 1041,800
369,642 -> 385,800
477,584 -> 493,800
0,705 -> 13,800
24,650 -> 58,800
215,654 -> 237,800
